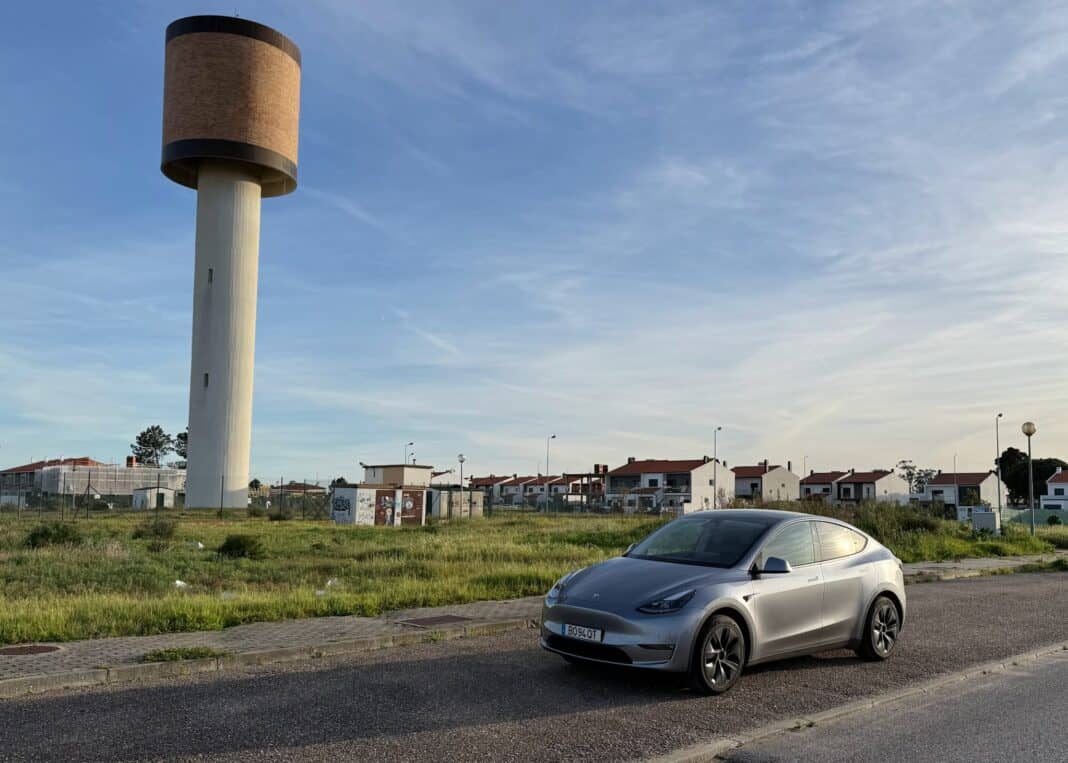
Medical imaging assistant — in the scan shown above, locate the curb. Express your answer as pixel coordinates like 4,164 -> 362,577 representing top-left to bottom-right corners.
646,641 -> 1068,762
0,617 -> 537,700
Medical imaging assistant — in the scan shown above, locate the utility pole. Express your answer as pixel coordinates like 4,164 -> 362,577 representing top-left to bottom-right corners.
546,434 -> 556,513
713,426 -> 722,509
1023,422 -> 1037,535
995,412 -> 1004,515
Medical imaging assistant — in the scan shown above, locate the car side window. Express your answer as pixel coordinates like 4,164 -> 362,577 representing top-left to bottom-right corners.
815,522 -> 867,561
761,522 -> 815,567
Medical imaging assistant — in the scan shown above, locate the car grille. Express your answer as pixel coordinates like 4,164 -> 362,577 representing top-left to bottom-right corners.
545,634 -> 633,664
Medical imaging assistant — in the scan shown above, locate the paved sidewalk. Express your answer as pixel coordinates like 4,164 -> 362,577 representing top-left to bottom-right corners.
0,551 -> 1062,698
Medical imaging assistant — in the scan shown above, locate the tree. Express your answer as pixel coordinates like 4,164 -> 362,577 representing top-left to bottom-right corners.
330,476 -> 349,487
249,478 -> 262,490
1001,447 -> 1067,506
896,460 -> 937,494
131,425 -> 173,467
175,428 -> 188,460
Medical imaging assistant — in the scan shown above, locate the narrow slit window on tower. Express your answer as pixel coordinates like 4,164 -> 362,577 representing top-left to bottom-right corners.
203,372 -> 209,388
208,268 -> 214,283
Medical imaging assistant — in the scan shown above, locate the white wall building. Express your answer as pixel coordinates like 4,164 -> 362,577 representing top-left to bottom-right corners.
732,462 -> 800,501
604,458 -> 732,513
914,471 -> 1006,514
833,469 -> 910,505
800,471 -> 847,501
1040,468 -> 1068,510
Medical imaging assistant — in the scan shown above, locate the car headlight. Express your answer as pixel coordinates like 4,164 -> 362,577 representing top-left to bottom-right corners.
545,569 -> 583,602
637,589 -> 696,614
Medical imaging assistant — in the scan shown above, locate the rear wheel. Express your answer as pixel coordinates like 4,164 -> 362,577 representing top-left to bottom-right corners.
689,614 -> 745,695
857,595 -> 900,661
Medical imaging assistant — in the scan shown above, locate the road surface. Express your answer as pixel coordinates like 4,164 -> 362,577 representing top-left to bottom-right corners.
2,573 -> 1068,762
726,648 -> 1068,762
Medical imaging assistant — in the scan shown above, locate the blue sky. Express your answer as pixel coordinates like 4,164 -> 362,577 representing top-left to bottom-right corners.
2,1 -> 1067,483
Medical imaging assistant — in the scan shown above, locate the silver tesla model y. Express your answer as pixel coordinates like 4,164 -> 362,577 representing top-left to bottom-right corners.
540,509 -> 906,694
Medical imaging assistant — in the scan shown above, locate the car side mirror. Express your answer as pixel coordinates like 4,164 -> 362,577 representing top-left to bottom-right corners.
761,556 -> 792,574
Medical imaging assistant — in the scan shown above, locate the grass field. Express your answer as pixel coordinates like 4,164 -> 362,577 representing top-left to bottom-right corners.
0,507 -> 1054,645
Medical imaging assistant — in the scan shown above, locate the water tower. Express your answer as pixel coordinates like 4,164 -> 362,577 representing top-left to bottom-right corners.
161,16 -> 301,507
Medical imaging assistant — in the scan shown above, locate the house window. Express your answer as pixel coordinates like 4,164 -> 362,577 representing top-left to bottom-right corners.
1056,488 -> 1065,496
203,372 -> 209,388
648,478 -> 659,487
822,487 -> 830,494
208,268 -> 214,283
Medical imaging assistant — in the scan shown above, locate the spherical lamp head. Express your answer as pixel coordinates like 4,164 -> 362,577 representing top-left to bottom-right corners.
1022,421 -> 1037,437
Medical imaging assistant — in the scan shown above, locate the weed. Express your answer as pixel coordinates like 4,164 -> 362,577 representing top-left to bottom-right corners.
24,523 -> 82,549
141,646 -> 227,662
132,519 -> 177,541
217,534 -> 266,560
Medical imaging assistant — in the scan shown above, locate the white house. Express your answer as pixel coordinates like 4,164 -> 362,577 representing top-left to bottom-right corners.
833,469 -> 909,505
800,471 -> 847,501
915,471 -> 1006,514
132,486 -> 176,509
604,458 -> 732,513
732,462 -> 800,502
467,475 -> 511,504
1040,468 -> 1068,511
497,476 -> 536,505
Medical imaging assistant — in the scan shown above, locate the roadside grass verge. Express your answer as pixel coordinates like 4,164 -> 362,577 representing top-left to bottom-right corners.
0,508 -> 1055,645
1038,526 -> 1068,550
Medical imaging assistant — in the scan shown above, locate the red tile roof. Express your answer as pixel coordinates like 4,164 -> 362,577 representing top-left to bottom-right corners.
1047,470 -> 1068,484
271,481 -> 326,493
928,472 -> 994,487
837,470 -> 893,483
800,471 -> 847,485
499,476 -> 537,487
468,475 -> 508,487
608,459 -> 708,476
0,457 -> 105,475
732,464 -> 781,478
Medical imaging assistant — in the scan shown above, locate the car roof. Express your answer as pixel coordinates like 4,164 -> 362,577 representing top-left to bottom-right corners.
683,508 -> 808,523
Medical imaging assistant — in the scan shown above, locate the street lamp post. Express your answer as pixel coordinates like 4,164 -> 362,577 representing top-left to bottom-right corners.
995,413 -> 1004,514
404,442 -> 413,465
457,454 -> 465,520
712,426 -> 722,509
546,434 -> 556,512
1022,421 -> 1037,535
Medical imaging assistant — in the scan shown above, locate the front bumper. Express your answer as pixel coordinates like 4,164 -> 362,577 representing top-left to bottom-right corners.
539,599 -> 695,672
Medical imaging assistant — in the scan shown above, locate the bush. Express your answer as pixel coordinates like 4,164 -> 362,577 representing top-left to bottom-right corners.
25,522 -> 83,549
246,505 -> 266,518
267,509 -> 292,522
132,518 -> 177,541
142,646 -> 227,663
146,539 -> 170,553
1048,514 -> 1062,526
217,534 -> 265,560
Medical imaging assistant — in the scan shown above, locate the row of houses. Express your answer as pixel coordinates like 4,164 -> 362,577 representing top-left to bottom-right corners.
468,458 -> 1035,514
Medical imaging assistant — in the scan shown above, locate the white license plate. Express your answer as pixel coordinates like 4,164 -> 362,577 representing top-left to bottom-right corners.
563,624 -> 602,642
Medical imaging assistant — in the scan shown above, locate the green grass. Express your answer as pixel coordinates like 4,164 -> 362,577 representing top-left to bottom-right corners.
0,508 -> 1055,646
1038,526 -> 1068,550
141,646 -> 228,662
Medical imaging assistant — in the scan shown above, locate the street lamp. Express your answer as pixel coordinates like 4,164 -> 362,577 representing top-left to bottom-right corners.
546,434 -> 556,512
712,426 -> 723,509
457,454 -> 466,520
404,442 -> 414,465
1022,421 -> 1037,535
995,413 -> 1004,515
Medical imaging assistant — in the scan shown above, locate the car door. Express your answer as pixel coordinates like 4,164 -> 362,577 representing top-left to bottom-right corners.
748,520 -> 824,660
813,521 -> 869,645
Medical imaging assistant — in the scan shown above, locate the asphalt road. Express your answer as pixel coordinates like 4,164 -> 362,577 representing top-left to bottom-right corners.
726,648 -> 1068,762
2,573 -> 1068,763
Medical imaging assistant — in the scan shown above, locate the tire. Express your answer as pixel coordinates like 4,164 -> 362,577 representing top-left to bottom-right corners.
857,595 -> 901,661
689,614 -> 746,695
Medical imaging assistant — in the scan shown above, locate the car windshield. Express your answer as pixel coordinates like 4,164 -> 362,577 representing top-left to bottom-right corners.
627,515 -> 776,568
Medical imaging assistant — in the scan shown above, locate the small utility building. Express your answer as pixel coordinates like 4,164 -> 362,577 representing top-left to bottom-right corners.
330,464 -> 431,527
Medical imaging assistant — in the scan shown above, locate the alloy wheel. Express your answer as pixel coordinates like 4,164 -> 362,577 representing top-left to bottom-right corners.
871,601 -> 900,656
702,622 -> 743,688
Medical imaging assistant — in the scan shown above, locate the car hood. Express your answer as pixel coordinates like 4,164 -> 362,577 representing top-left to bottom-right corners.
560,556 -> 745,612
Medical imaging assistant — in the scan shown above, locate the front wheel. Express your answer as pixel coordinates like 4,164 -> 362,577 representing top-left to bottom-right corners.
689,614 -> 745,695
857,595 -> 901,661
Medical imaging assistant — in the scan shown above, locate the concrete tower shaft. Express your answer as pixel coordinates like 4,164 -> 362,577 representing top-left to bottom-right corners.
161,16 -> 301,507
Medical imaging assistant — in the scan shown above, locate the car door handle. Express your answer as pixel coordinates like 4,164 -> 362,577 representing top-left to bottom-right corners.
807,577 -> 819,582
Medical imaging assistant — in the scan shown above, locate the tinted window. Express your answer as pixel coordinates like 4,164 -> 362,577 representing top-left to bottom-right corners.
629,515 -> 774,568
815,522 -> 867,560
762,522 -> 815,567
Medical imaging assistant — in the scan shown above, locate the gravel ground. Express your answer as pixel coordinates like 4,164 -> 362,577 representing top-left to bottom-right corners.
2,572 -> 1068,763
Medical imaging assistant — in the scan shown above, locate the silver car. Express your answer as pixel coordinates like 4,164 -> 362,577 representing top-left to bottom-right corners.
540,509 -> 905,694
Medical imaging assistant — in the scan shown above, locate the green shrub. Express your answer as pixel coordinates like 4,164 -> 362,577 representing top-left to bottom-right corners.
218,534 -> 265,560
141,646 -> 227,663
132,518 -> 177,541
267,510 -> 292,522
246,505 -> 266,518
1048,514 -> 1062,526
146,539 -> 170,553
25,523 -> 83,549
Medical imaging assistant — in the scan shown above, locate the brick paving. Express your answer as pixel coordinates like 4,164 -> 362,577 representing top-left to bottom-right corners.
0,551 -> 1062,686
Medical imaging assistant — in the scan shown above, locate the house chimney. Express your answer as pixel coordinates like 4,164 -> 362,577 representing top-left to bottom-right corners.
126,456 -> 136,468
627,457 -> 636,464
810,469 -> 815,476
703,455 -> 710,463
1057,467 -> 1063,474
787,460 -> 792,472
849,468 -> 855,475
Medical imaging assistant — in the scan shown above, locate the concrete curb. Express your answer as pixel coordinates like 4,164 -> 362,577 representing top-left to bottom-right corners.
646,641 -> 1068,762
0,618 -> 539,700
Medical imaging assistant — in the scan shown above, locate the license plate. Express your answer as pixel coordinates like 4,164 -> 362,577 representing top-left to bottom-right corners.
563,624 -> 602,642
